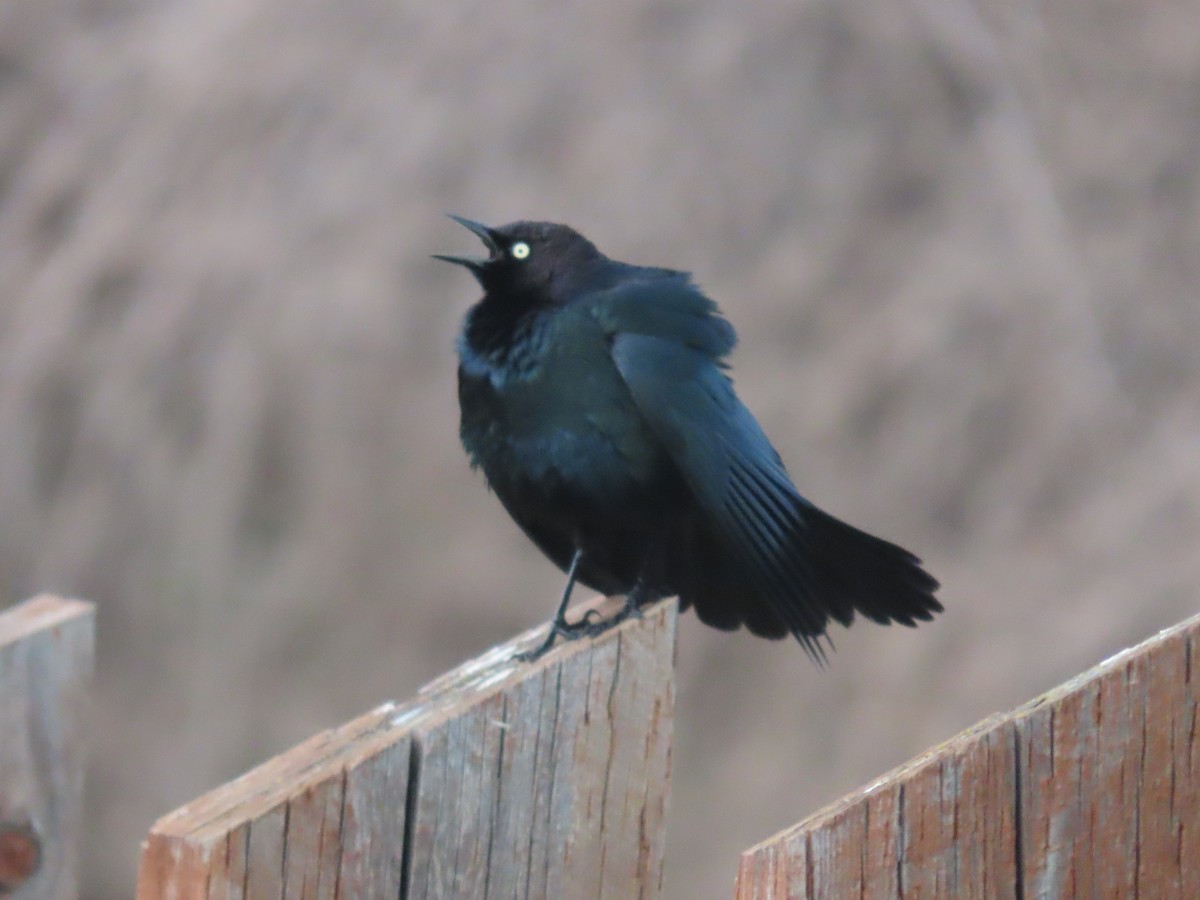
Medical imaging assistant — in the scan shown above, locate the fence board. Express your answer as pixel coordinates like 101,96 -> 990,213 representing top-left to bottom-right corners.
0,594 -> 96,899
735,612 -> 1200,899
139,596 -> 677,899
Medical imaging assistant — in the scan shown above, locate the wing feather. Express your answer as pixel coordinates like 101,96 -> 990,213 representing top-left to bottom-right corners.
596,279 -> 940,660
609,326 -> 833,658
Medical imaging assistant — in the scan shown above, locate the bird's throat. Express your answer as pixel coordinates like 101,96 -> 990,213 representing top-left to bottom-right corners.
462,293 -> 547,373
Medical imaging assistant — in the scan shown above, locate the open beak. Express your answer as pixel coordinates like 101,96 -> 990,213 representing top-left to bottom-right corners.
432,215 -> 502,272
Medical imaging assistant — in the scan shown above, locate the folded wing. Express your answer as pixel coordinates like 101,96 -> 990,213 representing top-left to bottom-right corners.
593,279 -> 941,660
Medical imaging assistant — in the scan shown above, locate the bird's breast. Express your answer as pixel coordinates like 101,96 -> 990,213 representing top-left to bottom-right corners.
457,323 -> 668,510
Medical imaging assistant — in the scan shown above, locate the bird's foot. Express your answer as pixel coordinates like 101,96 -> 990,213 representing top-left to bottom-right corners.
514,597 -> 646,662
515,614 -> 595,662
514,623 -> 567,663
573,600 -> 643,643
579,608 -> 606,626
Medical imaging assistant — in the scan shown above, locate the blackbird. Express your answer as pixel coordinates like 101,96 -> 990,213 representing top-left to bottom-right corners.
436,216 -> 941,662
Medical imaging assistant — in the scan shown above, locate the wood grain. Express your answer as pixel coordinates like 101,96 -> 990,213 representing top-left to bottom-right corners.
0,594 -> 96,899
138,596 -> 677,899
736,612 -> 1200,899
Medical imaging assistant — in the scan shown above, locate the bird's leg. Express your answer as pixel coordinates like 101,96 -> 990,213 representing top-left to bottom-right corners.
515,547 -> 585,662
577,547 -> 662,637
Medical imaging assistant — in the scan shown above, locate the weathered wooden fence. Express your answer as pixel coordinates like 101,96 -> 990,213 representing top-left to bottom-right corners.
3,589 -> 1197,897
0,595 -> 95,899
137,595 -> 677,899
735,611 -> 1200,899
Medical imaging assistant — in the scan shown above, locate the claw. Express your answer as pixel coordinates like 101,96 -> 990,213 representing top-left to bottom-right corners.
514,625 -> 566,663
515,576 -> 654,663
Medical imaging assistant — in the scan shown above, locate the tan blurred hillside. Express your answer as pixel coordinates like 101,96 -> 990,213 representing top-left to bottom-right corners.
2,1 -> 1198,896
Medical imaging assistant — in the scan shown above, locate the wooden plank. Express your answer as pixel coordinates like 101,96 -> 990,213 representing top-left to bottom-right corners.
736,612 -> 1200,899
138,595 -> 677,899
0,594 -> 96,899
406,596 -> 676,899
138,699 -> 416,900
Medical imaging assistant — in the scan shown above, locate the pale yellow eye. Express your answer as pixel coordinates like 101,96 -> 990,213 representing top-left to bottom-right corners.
511,241 -> 531,260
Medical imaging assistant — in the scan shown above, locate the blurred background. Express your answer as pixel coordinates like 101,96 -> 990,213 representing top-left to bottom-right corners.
2,0 -> 1198,896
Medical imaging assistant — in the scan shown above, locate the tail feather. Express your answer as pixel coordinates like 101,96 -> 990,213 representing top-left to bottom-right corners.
683,526 -> 790,639
681,502 -> 941,656
800,503 -> 942,629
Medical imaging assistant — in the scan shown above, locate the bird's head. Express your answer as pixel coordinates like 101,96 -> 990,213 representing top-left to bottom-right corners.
434,216 -> 607,304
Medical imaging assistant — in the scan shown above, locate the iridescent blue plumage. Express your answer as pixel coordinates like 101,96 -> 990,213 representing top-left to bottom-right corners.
439,218 -> 941,661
